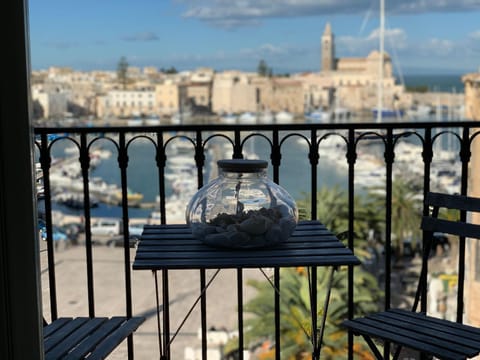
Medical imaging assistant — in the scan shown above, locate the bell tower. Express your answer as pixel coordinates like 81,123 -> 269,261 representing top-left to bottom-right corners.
321,22 -> 335,72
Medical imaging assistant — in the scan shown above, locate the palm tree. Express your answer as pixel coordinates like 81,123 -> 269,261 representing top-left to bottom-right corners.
242,267 -> 380,359
116,56 -> 129,90
369,178 -> 422,259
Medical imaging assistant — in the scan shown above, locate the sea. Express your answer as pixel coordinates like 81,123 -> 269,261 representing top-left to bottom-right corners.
43,74 -> 466,221
402,74 -> 465,92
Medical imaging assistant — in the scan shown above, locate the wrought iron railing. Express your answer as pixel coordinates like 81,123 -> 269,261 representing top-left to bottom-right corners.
34,121 -> 480,359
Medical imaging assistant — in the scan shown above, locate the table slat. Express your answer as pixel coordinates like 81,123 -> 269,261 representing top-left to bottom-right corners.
133,221 -> 359,270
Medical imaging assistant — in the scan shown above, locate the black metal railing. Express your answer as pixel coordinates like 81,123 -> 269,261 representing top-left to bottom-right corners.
34,121 -> 480,359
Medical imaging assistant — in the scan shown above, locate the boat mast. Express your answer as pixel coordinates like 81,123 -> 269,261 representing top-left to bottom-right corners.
377,0 -> 385,123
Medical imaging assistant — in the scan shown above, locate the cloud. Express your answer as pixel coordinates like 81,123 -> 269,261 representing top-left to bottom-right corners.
337,27 -> 408,54
179,0 -> 480,28
152,41 -> 315,72
469,30 -> 480,40
122,32 -> 159,42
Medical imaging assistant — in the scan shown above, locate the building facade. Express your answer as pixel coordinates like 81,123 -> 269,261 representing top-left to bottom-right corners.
462,72 -> 480,328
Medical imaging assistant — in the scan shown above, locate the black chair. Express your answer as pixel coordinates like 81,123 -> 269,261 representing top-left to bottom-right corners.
43,316 -> 145,359
343,192 -> 480,360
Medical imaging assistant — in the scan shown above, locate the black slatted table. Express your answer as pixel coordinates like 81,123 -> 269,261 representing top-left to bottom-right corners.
133,220 -> 360,360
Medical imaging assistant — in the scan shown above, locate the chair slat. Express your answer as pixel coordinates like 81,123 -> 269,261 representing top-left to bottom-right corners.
343,317 -> 467,360
421,217 -> 480,239
45,318 -> 108,360
86,317 -> 145,360
426,192 -> 480,212
43,316 -> 145,360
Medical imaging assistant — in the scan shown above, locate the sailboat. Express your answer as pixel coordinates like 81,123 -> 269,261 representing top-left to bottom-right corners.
371,0 -> 404,122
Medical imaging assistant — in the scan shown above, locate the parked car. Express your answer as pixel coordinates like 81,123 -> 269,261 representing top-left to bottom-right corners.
38,219 -> 68,243
91,218 -> 123,236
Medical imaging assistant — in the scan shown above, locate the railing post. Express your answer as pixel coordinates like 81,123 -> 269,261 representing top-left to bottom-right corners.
309,130 -> 319,220
346,129 -> 357,360
421,127 -> 433,314
155,132 -> 167,225
271,130 -> 281,184
233,130 -> 243,159
118,132 -> 135,359
79,133 -> 95,317
39,133 -> 57,321
195,130 -> 205,188
383,128 -> 395,360
457,126 -> 471,323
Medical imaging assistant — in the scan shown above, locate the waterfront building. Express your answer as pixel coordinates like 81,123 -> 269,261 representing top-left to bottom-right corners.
253,76 -> 304,114
186,68 -> 214,111
315,23 -> 409,112
462,71 -> 480,328
97,88 -> 156,118
31,85 -> 68,119
155,79 -> 188,115
211,71 -> 257,114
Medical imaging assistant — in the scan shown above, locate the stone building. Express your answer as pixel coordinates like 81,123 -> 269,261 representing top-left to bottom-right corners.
155,79 -> 188,116
97,88 -> 156,118
314,22 -> 409,112
253,77 -> 304,114
462,72 -> 480,328
31,85 -> 68,119
211,71 -> 257,114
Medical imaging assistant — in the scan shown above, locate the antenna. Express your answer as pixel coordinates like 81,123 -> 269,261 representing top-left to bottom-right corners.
377,0 -> 385,123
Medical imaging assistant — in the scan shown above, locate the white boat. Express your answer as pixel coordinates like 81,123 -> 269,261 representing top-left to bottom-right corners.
220,113 -> 237,124
238,112 -> 257,124
406,105 -> 433,120
275,111 -> 294,123
127,118 -> 143,126
144,115 -> 161,126
305,109 -> 331,123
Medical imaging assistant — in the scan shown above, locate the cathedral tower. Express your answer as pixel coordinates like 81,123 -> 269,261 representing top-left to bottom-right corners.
321,22 -> 335,72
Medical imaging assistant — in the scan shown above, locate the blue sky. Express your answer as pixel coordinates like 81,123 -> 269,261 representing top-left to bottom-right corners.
28,0 -> 480,75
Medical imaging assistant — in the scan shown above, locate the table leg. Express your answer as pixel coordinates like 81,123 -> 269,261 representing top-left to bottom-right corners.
312,266 -> 336,360
153,271 -> 166,359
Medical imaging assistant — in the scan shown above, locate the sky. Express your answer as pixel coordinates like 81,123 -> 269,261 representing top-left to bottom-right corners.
28,0 -> 480,75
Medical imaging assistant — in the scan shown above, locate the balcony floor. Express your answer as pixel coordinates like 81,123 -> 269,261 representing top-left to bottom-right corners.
41,244 -> 269,359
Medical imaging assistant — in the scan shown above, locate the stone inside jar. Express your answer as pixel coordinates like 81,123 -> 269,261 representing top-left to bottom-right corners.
191,204 -> 296,249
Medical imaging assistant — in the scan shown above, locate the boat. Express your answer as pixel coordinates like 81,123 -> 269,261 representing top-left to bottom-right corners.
372,108 -> 405,118
144,115 -> 161,126
109,188 -> 144,207
406,105 -> 433,120
305,109 -> 331,123
238,112 -> 257,124
127,118 -> 143,126
53,192 -> 99,209
275,110 -> 294,123
220,113 -> 237,124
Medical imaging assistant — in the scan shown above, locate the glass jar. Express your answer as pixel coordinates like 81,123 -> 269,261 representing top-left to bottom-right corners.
186,159 -> 298,249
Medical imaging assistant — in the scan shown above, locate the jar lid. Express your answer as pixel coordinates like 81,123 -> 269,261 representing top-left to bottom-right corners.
217,159 -> 268,173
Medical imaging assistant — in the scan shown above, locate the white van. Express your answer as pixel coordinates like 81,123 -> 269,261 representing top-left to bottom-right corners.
91,218 -> 123,236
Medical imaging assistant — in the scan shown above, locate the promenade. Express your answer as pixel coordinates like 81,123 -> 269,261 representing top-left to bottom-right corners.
40,243 -> 265,359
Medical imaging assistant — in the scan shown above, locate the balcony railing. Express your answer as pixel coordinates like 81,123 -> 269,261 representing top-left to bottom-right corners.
34,121 -> 480,359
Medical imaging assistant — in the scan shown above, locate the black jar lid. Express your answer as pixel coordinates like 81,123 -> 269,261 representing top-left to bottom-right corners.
217,159 -> 268,173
